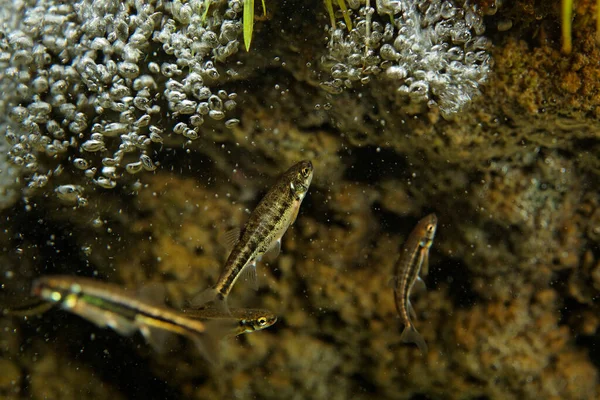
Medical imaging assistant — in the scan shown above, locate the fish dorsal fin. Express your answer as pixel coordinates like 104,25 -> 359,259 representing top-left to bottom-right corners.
223,227 -> 242,256
263,239 -> 281,263
412,277 -> 427,294
139,324 -> 175,354
240,262 -> 259,291
137,282 -> 167,306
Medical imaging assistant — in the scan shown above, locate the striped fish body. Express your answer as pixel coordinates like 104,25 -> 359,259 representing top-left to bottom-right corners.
181,307 -> 277,336
192,160 -> 313,312
393,213 -> 437,354
32,275 -> 221,361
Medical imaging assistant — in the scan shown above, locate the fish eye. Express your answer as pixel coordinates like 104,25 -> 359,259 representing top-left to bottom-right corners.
427,224 -> 435,233
258,317 -> 267,326
301,167 -> 310,177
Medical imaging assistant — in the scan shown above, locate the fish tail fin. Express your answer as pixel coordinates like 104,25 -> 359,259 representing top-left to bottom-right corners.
400,324 -> 428,354
213,295 -> 231,315
190,287 -> 231,315
191,320 -> 236,365
190,287 -> 218,307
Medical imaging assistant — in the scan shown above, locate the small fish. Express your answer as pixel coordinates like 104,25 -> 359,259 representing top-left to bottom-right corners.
192,160 -> 314,312
31,275 -> 227,362
181,307 -> 277,337
392,213 -> 437,354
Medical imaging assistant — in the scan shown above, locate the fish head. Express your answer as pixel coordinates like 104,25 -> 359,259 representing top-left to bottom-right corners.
31,276 -> 68,303
287,160 -> 313,201
420,213 -> 438,247
241,309 -> 278,332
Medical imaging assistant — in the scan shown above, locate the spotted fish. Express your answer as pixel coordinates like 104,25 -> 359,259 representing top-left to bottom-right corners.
392,213 -> 437,353
191,160 -> 313,313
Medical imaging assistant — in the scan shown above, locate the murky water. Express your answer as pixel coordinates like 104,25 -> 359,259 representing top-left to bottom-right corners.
1,0 -> 599,399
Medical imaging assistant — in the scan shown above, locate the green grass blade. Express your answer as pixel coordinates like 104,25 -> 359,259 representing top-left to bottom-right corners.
324,0 -> 336,28
597,0 -> 600,44
261,0 -> 266,16
335,0 -> 352,30
202,0 -> 211,23
561,0 -> 572,54
244,0 -> 254,51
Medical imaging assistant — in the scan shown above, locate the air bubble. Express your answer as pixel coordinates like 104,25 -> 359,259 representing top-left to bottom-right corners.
55,185 -> 83,203
225,119 -> 240,128
126,161 -> 143,174
81,139 -> 106,153
94,177 -> 117,189
174,122 -> 188,134
208,110 -> 225,120
139,154 -> 157,171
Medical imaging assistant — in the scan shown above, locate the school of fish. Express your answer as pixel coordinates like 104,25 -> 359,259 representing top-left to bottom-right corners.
7,159 -> 440,363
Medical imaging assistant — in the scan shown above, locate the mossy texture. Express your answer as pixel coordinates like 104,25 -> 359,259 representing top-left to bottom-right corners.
0,0 -> 599,399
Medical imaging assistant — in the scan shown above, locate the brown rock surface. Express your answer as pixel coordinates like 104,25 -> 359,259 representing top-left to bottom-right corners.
0,0 -> 599,399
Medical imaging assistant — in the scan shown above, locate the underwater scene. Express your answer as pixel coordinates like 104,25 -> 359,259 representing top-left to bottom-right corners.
0,0 -> 599,399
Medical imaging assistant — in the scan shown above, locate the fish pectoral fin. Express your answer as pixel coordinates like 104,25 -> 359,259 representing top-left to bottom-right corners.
263,239 -> 281,263
407,300 -> 417,321
400,324 -> 428,354
103,313 -> 138,336
70,301 -> 138,336
240,262 -> 259,291
139,324 -> 175,354
289,204 -> 300,225
412,277 -> 427,293
421,250 -> 430,277
222,227 -> 242,256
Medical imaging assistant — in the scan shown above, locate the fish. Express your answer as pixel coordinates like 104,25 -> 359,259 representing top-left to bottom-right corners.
181,307 -> 277,337
31,275 -> 228,362
191,160 -> 314,313
392,213 -> 437,354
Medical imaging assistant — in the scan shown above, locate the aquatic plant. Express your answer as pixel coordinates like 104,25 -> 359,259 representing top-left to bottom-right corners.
242,0 -> 266,51
324,0 -> 353,30
562,0 -> 600,54
562,0 -> 573,53
319,0 -> 491,118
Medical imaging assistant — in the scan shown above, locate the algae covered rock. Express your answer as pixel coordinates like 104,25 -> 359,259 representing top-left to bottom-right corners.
0,0 -> 599,399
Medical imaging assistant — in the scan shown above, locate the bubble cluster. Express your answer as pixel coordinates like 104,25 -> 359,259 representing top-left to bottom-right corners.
320,0 -> 491,117
0,0 -> 243,208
